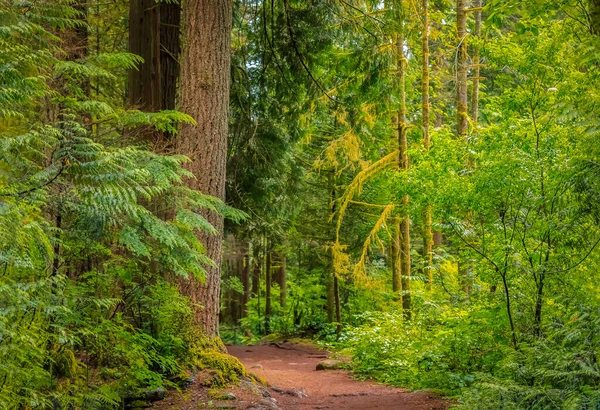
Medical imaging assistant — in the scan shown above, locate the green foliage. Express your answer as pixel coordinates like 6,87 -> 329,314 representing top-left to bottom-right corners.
229,0 -> 600,409
0,1 -> 241,407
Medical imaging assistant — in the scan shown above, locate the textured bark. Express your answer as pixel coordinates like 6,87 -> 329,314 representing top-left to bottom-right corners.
128,0 -> 180,145
177,0 -> 231,338
456,0 -> 468,138
128,0 -> 161,112
471,0 -> 483,123
160,1 -> 180,113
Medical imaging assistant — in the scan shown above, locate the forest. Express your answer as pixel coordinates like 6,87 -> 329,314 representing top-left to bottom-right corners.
1,0 -> 600,408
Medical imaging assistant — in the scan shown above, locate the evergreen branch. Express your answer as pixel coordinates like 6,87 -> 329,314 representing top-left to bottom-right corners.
283,0 -> 338,104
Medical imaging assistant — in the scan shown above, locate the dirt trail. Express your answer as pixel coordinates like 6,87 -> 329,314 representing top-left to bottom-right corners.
228,343 -> 449,410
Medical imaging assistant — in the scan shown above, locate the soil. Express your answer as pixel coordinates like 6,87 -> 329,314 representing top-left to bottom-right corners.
152,342 -> 450,410
228,343 -> 450,410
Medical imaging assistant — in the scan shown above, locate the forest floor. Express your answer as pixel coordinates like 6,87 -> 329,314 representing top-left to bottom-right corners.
152,342 -> 450,410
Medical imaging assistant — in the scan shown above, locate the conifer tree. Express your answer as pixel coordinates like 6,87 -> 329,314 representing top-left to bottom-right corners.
177,0 -> 232,337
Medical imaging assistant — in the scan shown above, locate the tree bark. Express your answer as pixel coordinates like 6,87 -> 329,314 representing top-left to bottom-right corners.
177,0 -> 232,338
396,0 -> 411,319
422,0 -> 431,151
391,219 -> 402,294
128,0 -> 161,113
456,0 -> 470,296
326,277 -> 335,323
160,1 -> 180,113
251,250 -> 260,297
242,249 -> 250,317
422,0 -> 433,291
333,274 -> 342,335
279,254 -> 287,308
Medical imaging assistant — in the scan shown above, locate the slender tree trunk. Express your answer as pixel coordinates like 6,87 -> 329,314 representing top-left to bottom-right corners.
422,0 -> 433,291
471,0 -> 482,123
265,248 -> 272,334
329,173 -> 343,330
501,270 -> 518,349
333,274 -> 342,335
534,277 -> 544,337
456,0 -> 470,296
241,245 -> 250,318
279,254 -> 287,308
456,0 -> 469,138
422,0 -> 431,152
391,219 -> 402,294
251,246 -> 260,297
177,0 -> 232,338
396,0 -> 411,319
326,277 -> 335,323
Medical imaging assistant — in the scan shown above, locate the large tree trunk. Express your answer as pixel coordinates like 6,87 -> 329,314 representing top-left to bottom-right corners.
160,1 -> 180,112
128,0 -> 180,145
177,0 -> 232,338
128,0 -> 161,113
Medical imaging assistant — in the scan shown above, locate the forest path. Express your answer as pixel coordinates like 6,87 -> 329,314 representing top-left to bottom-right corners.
227,343 -> 450,410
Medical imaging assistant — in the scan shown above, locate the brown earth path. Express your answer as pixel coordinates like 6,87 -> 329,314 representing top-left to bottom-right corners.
227,343 -> 450,410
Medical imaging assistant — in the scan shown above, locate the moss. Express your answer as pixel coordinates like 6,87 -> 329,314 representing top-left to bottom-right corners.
192,349 -> 247,386
250,373 -> 268,386
190,333 -> 227,353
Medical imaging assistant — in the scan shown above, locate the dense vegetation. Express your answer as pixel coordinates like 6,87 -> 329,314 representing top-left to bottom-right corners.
1,0 -> 600,408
